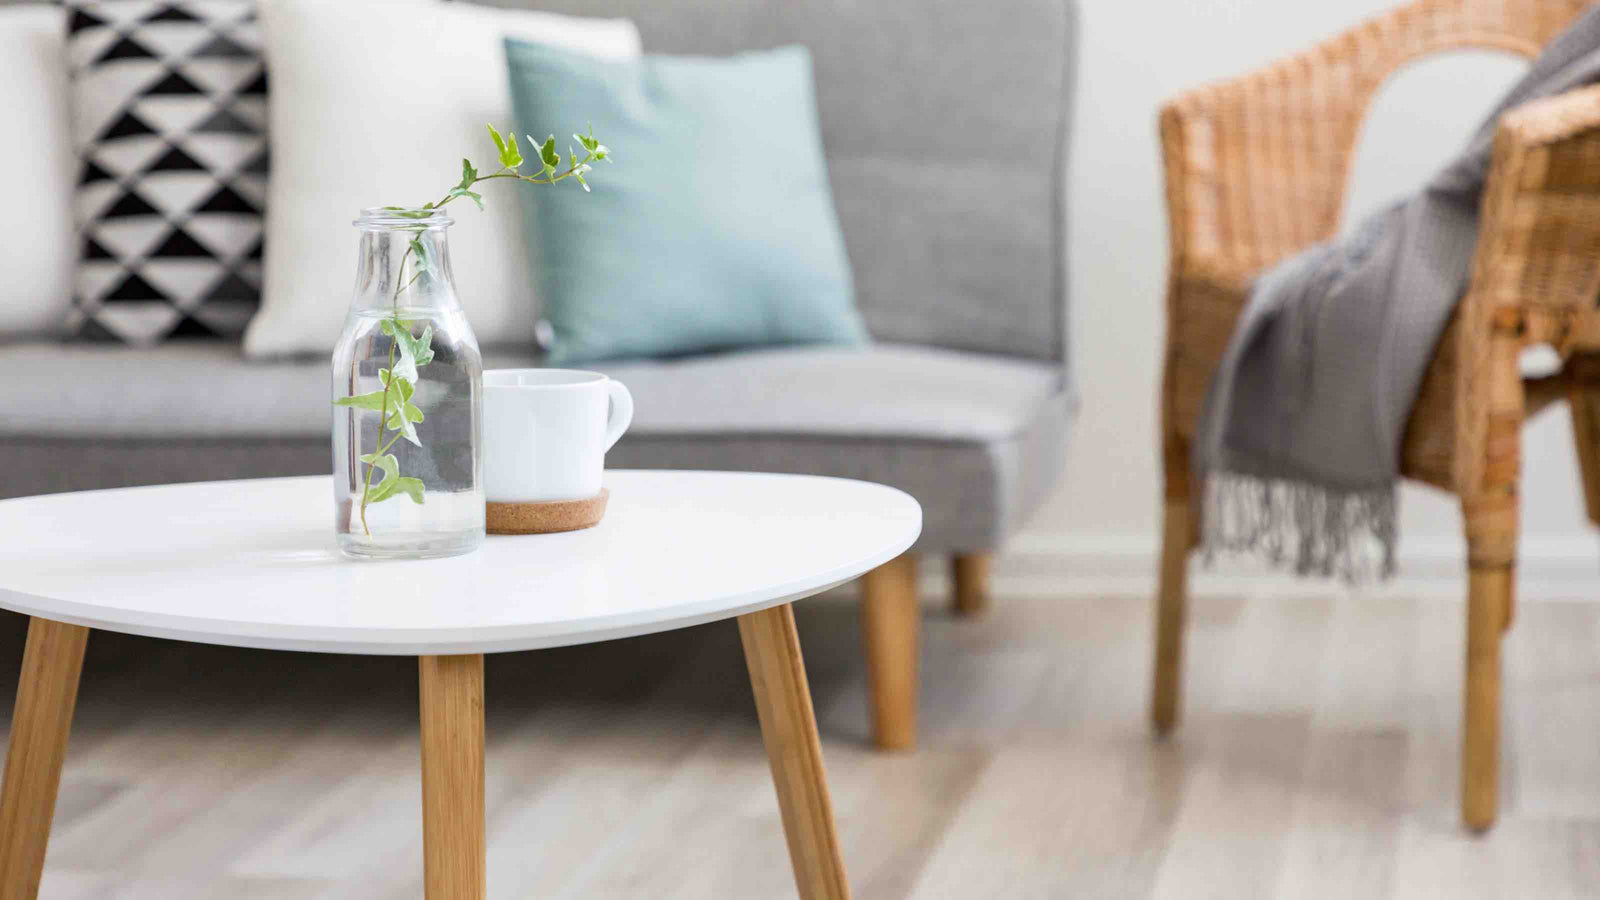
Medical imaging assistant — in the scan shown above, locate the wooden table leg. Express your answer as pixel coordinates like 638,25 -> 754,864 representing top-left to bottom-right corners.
418,654 -> 485,900
738,604 -> 851,900
0,617 -> 90,900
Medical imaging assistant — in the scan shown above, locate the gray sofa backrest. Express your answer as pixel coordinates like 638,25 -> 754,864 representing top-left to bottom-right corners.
482,0 -> 1077,363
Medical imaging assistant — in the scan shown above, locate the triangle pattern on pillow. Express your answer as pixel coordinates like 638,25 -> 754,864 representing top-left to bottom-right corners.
134,24 -> 215,60
69,8 -> 109,33
138,98 -> 216,137
142,5 -> 202,24
65,0 -> 268,346
94,35 -> 159,64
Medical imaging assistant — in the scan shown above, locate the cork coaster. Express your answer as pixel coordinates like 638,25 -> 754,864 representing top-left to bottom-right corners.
486,488 -> 609,535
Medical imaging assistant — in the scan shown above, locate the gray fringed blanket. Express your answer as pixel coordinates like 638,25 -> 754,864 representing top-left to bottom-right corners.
1195,8 -> 1600,580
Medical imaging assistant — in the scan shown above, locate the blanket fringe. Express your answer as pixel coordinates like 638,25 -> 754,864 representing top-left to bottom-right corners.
1198,471 -> 1397,582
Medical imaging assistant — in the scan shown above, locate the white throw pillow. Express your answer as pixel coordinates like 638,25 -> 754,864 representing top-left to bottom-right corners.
244,0 -> 640,358
0,5 -> 77,338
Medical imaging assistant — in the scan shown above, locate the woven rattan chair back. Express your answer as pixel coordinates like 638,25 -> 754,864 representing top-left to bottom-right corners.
1164,0 -> 1591,273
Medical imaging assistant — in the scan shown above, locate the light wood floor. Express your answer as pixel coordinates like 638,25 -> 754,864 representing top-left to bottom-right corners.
7,581 -> 1600,898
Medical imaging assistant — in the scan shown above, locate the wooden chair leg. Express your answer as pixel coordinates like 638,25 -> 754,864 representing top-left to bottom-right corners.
1567,355 -> 1600,528
418,654 -> 485,900
738,604 -> 851,900
860,554 -> 918,751
0,618 -> 90,900
1562,358 -> 1600,640
1461,494 -> 1518,833
1456,317 -> 1522,832
950,553 -> 990,617
1151,497 -> 1191,735
1463,566 -> 1508,832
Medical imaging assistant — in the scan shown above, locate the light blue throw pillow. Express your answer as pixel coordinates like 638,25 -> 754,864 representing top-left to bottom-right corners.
504,39 -> 869,365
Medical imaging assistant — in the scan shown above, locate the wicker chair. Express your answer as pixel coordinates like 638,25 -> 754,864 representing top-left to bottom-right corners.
1152,0 -> 1600,831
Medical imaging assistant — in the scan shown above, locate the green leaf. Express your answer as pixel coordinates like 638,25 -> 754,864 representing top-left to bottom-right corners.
392,476 -> 425,504
498,128 -> 523,169
367,479 -> 398,504
334,389 -> 389,411
389,324 -> 435,386
376,369 -> 424,429
404,326 -> 436,367
537,135 -> 559,175
335,360 -> 415,414
409,238 -> 431,277
381,336 -> 428,448
380,366 -> 414,401
386,397 -> 424,435
360,452 -> 402,504
379,377 -> 422,445
568,147 -> 590,190
574,131 -> 598,152
379,366 -> 410,397
381,364 -> 415,404
458,158 -> 477,190
359,451 -> 398,481
447,187 -> 484,210
388,412 -> 421,447
368,472 -> 425,506
378,318 -> 418,337
487,123 -> 507,163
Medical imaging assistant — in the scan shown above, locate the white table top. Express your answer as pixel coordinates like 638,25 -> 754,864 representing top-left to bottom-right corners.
0,472 -> 920,655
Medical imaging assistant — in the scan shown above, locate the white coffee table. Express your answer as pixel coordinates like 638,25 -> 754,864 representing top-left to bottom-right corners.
0,471 -> 920,899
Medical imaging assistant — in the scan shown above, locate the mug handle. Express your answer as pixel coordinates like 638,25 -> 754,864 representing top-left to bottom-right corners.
603,380 -> 634,452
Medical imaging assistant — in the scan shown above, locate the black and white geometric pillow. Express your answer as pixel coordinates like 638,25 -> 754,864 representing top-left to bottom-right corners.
64,1 -> 267,344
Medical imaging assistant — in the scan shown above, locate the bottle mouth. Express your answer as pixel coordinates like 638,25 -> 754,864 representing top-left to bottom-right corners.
354,206 -> 455,230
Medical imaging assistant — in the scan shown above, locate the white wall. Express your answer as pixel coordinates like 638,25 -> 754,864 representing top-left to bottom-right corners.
1017,0 -> 1596,575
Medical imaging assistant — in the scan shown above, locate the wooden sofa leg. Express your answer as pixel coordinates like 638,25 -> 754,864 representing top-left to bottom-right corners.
861,554 -> 918,750
1151,497 -> 1190,735
1463,564 -> 1509,833
950,553 -> 989,617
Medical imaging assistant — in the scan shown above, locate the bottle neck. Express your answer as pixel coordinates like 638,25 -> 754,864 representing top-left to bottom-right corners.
350,209 -> 460,314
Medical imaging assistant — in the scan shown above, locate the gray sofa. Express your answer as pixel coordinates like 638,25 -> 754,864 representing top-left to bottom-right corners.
1,0 -> 1076,749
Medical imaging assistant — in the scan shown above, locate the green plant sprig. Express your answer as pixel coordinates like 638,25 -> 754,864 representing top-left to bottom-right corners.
336,123 -> 611,537
391,121 -> 611,217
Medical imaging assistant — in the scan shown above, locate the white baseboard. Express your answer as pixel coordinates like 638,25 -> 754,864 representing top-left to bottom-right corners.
973,531 -> 1600,600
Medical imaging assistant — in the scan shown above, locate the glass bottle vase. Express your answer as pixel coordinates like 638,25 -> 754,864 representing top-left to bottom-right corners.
331,207 -> 484,559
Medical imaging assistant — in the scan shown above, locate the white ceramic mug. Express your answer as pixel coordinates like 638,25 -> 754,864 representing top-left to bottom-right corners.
482,369 -> 634,502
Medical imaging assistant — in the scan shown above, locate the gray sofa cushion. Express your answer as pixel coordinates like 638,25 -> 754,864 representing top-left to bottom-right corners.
0,436 -> 330,500
595,345 -> 1062,442
477,0 -> 1077,364
596,346 -> 1069,551
0,341 -> 538,439
0,342 -> 1067,550
606,408 -> 1069,554
0,341 -> 337,438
